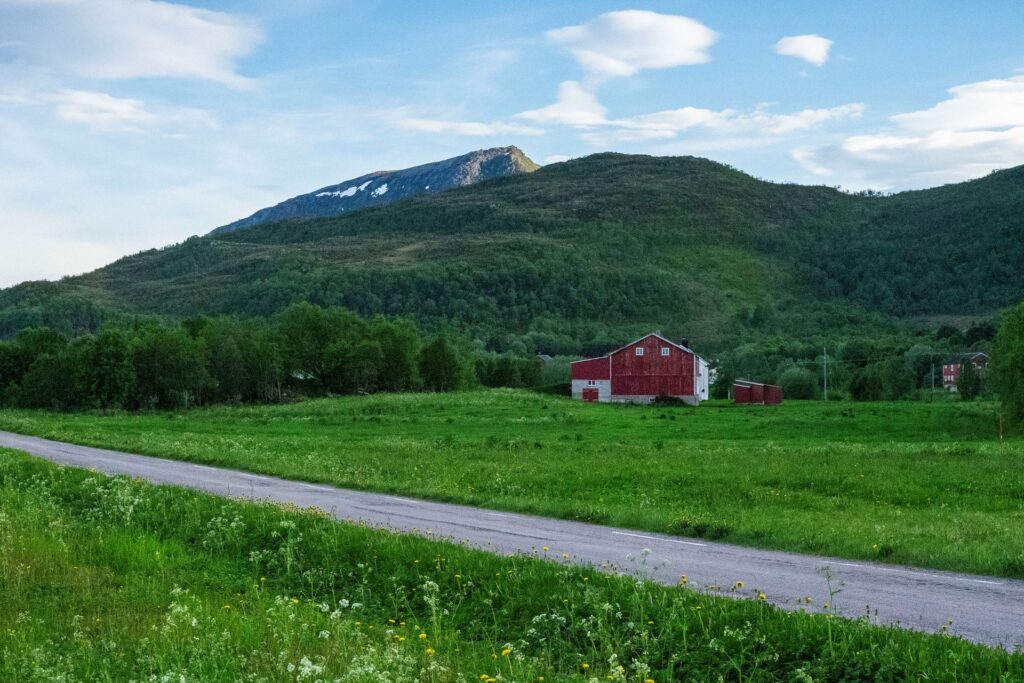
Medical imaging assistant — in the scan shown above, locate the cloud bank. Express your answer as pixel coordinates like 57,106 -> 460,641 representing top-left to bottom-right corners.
795,75 -> 1024,188
0,0 -> 261,87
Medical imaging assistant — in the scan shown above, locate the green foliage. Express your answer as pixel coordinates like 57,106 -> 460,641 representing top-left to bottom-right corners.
276,303 -> 366,388
15,341 -> 89,410
132,325 -> 210,409
994,301 -> 1024,421
3,392 -> 1021,578
371,316 -> 421,392
0,305 -> 506,412
419,337 -> 469,392
957,357 -> 982,401
87,329 -> 136,408
476,354 -> 544,388
779,366 -> 819,399
3,452 -> 1020,681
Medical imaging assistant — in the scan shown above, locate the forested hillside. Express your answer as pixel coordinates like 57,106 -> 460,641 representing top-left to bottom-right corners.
1,153 -> 1021,354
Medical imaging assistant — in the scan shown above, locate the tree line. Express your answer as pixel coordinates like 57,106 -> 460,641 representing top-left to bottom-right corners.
710,322 -> 999,402
0,303 -> 544,411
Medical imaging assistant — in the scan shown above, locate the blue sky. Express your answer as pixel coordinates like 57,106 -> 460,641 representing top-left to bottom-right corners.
1,0 -> 1023,286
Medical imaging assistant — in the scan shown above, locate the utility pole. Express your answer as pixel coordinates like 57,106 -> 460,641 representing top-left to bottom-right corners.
823,347 -> 828,401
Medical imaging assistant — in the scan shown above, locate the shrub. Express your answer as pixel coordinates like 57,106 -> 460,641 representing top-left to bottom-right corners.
779,366 -> 819,399
993,301 -> 1024,421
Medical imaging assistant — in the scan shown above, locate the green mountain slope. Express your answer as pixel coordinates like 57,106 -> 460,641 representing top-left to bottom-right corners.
1,153 -> 1021,352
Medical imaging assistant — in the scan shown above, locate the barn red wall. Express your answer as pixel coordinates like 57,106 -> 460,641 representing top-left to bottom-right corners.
734,385 -> 751,403
571,356 -> 610,380
749,384 -> 765,403
610,336 -> 694,397
764,385 -> 783,404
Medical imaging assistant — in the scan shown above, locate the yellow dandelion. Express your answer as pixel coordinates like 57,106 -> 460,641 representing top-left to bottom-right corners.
425,647 -> 435,656
582,662 -> 590,670
419,632 -> 427,640
501,648 -> 511,656
542,546 -> 549,552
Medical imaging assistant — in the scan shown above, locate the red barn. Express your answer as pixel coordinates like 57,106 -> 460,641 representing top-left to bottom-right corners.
571,333 -> 708,405
942,352 -> 989,391
733,380 -> 782,405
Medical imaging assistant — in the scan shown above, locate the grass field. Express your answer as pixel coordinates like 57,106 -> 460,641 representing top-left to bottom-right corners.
1,391 -> 1022,579
2,450 -> 1021,681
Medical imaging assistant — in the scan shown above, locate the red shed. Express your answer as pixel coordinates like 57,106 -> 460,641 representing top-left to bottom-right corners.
571,333 -> 708,405
733,380 -> 783,405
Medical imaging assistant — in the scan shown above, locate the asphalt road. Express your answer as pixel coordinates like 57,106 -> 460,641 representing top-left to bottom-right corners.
2,429 -> 1022,649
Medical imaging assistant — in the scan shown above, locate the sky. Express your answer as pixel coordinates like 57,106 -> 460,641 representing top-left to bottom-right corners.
1,0 -> 1023,287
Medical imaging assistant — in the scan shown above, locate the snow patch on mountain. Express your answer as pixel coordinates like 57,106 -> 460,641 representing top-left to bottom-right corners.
316,186 -> 358,199
371,183 -> 389,197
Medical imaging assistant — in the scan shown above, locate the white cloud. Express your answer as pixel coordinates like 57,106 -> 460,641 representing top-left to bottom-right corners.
547,10 -> 718,78
543,154 -> 571,164
397,118 -> 543,137
52,90 -> 156,130
516,81 -> 607,126
0,0 -> 261,87
4,88 -> 218,133
515,83 -> 863,145
891,77 -> 1024,132
795,75 -> 1024,189
774,34 -> 833,67
748,104 -> 865,134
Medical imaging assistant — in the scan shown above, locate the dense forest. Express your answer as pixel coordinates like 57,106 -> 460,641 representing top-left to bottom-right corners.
1,153 -> 1021,359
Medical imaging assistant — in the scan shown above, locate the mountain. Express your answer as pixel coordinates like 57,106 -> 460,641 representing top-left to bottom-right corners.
210,146 -> 539,234
1,152 -> 1021,353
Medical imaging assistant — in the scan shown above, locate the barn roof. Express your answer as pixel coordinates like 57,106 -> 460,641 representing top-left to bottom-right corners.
571,332 -> 700,365
943,351 -> 990,364
608,332 -> 695,357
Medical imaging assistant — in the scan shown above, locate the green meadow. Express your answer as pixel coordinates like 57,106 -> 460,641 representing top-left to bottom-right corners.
2,391 -> 1022,578
2,450 -> 1021,681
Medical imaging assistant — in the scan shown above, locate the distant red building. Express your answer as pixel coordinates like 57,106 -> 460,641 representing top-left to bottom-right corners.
733,380 -> 782,405
942,352 -> 990,391
570,333 -> 709,405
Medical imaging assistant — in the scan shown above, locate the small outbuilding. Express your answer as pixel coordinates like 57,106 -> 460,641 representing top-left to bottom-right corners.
733,380 -> 782,405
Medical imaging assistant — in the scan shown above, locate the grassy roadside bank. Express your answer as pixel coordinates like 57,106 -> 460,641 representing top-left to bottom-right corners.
1,448 -> 1021,681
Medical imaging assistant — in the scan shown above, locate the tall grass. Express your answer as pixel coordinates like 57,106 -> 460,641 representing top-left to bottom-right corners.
1,449 -> 1021,681
1,391 -> 1022,577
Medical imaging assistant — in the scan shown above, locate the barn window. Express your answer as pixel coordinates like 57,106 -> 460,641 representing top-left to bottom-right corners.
661,347 -> 670,356
635,347 -> 644,356
587,379 -> 596,386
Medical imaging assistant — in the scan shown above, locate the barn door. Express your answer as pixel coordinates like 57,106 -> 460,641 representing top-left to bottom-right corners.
582,387 -> 599,402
